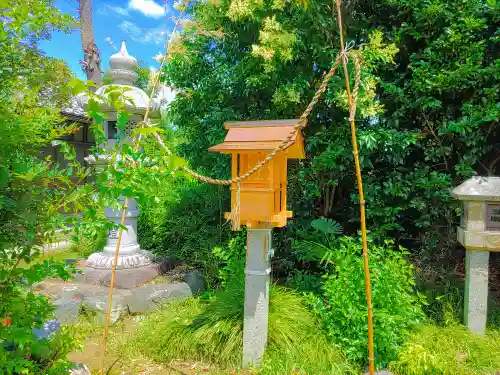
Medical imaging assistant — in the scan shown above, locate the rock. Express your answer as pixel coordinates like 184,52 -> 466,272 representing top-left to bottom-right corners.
85,294 -> 128,325
183,270 -> 205,294
69,364 -> 91,375
53,298 -> 81,324
126,282 -> 192,314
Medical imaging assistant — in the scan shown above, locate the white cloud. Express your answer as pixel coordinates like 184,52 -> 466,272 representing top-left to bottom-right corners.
118,20 -> 167,46
156,85 -> 176,105
152,52 -> 164,62
108,5 -> 130,16
129,0 -> 166,18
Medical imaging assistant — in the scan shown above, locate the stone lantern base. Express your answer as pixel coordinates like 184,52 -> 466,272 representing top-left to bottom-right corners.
84,259 -> 169,289
82,198 -> 168,289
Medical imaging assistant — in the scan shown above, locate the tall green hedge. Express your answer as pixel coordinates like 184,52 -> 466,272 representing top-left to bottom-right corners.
156,0 -> 498,268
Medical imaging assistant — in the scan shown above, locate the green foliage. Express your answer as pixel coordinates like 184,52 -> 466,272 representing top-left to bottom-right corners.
161,0 -> 500,279
129,233 -> 355,373
211,230 -> 246,287
68,229 -> 108,258
260,331 -> 358,375
311,236 -> 425,368
0,2 -> 91,373
390,324 -> 500,375
0,259 -> 80,375
139,179 -> 229,288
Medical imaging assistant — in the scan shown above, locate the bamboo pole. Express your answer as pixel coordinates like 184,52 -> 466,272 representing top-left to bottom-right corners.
98,6 -> 189,375
99,199 -> 128,375
335,1 -> 375,373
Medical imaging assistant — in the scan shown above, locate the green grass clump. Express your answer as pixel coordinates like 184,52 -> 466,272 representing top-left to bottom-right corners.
390,324 -> 500,375
129,285 -> 356,374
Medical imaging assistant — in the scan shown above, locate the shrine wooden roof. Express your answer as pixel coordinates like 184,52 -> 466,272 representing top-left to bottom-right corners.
208,119 -> 305,158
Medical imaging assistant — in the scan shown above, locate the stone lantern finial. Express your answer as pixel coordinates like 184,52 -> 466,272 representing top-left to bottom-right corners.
108,40 -> 138,86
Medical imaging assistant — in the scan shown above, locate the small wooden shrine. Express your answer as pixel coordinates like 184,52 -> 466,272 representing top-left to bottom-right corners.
209,119 -> 305,228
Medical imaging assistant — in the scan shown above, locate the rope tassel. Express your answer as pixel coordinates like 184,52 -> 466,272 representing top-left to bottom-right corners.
227,180 -> 241,230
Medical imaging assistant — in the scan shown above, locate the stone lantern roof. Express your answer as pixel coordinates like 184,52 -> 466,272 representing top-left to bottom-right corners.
66,40 -> 162,118
94,40 -> 160,117
452,176 -> 500,201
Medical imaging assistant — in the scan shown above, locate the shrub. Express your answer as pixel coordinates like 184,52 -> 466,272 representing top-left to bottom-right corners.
138,179 -> 229,287
68,229 -> 107,258
312,236 -> 425,368
390,324 -> 500,375
0,1 -> 87,373
0,258 -> 80,374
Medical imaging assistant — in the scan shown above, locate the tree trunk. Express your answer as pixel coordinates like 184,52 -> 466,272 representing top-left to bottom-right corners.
79,0 -> 102,88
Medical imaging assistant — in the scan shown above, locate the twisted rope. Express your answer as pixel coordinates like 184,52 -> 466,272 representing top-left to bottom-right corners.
181,51 -> 361,186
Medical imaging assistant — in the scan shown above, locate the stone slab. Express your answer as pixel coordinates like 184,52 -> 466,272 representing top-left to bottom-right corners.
84,260 -> 170,289
39,266 -> 204,325
33,319 -> 61,340
85,294 -> 128,325
126,282 -> 192,314
183,270 -> 205,294
69,364 -> 91,375
53,298 -> 81,324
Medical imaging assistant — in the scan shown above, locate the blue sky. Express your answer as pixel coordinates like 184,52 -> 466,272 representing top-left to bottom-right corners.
40,0 -> 176,79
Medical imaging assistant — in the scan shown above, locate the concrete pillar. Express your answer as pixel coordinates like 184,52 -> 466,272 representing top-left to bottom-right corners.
464,250 -> 489,335
242,228 -> 272,367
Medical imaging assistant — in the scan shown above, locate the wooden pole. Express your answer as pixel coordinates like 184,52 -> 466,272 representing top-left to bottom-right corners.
335,1 -> 375,373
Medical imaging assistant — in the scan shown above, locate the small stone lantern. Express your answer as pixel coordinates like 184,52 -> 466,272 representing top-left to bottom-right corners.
452,176 -> 500,335
80,41 -> 164,288
209,119 -> 304,367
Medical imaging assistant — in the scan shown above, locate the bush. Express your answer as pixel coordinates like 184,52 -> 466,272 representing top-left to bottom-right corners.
129,234 -> 354,372
390,324 -> 500,375
0,258 -> 80,374
68,229 -> 107,258
312,236 -> 425,368
138,179 -> 229,287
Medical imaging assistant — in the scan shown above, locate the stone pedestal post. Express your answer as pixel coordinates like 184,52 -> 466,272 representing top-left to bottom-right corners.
464,250 -> 489,335
87,197 -> 152,269
85,197 -> 164,289
242,228 -> 272,367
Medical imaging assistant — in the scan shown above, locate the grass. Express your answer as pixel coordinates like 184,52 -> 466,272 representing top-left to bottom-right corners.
64,259 -> 500,375
121,285 -> 357,374
68,293 -> 500,375
390,324 -> 500,375
19,249 -> 81,268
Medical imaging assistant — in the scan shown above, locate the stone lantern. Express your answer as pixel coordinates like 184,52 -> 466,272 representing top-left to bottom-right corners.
209,119 -> 304,367
82,41 -> 164,289
452,176 -> 500,335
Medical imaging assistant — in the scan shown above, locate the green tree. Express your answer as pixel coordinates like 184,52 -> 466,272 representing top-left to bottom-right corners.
0,1 -> 87,373
159,0 -> 499,272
